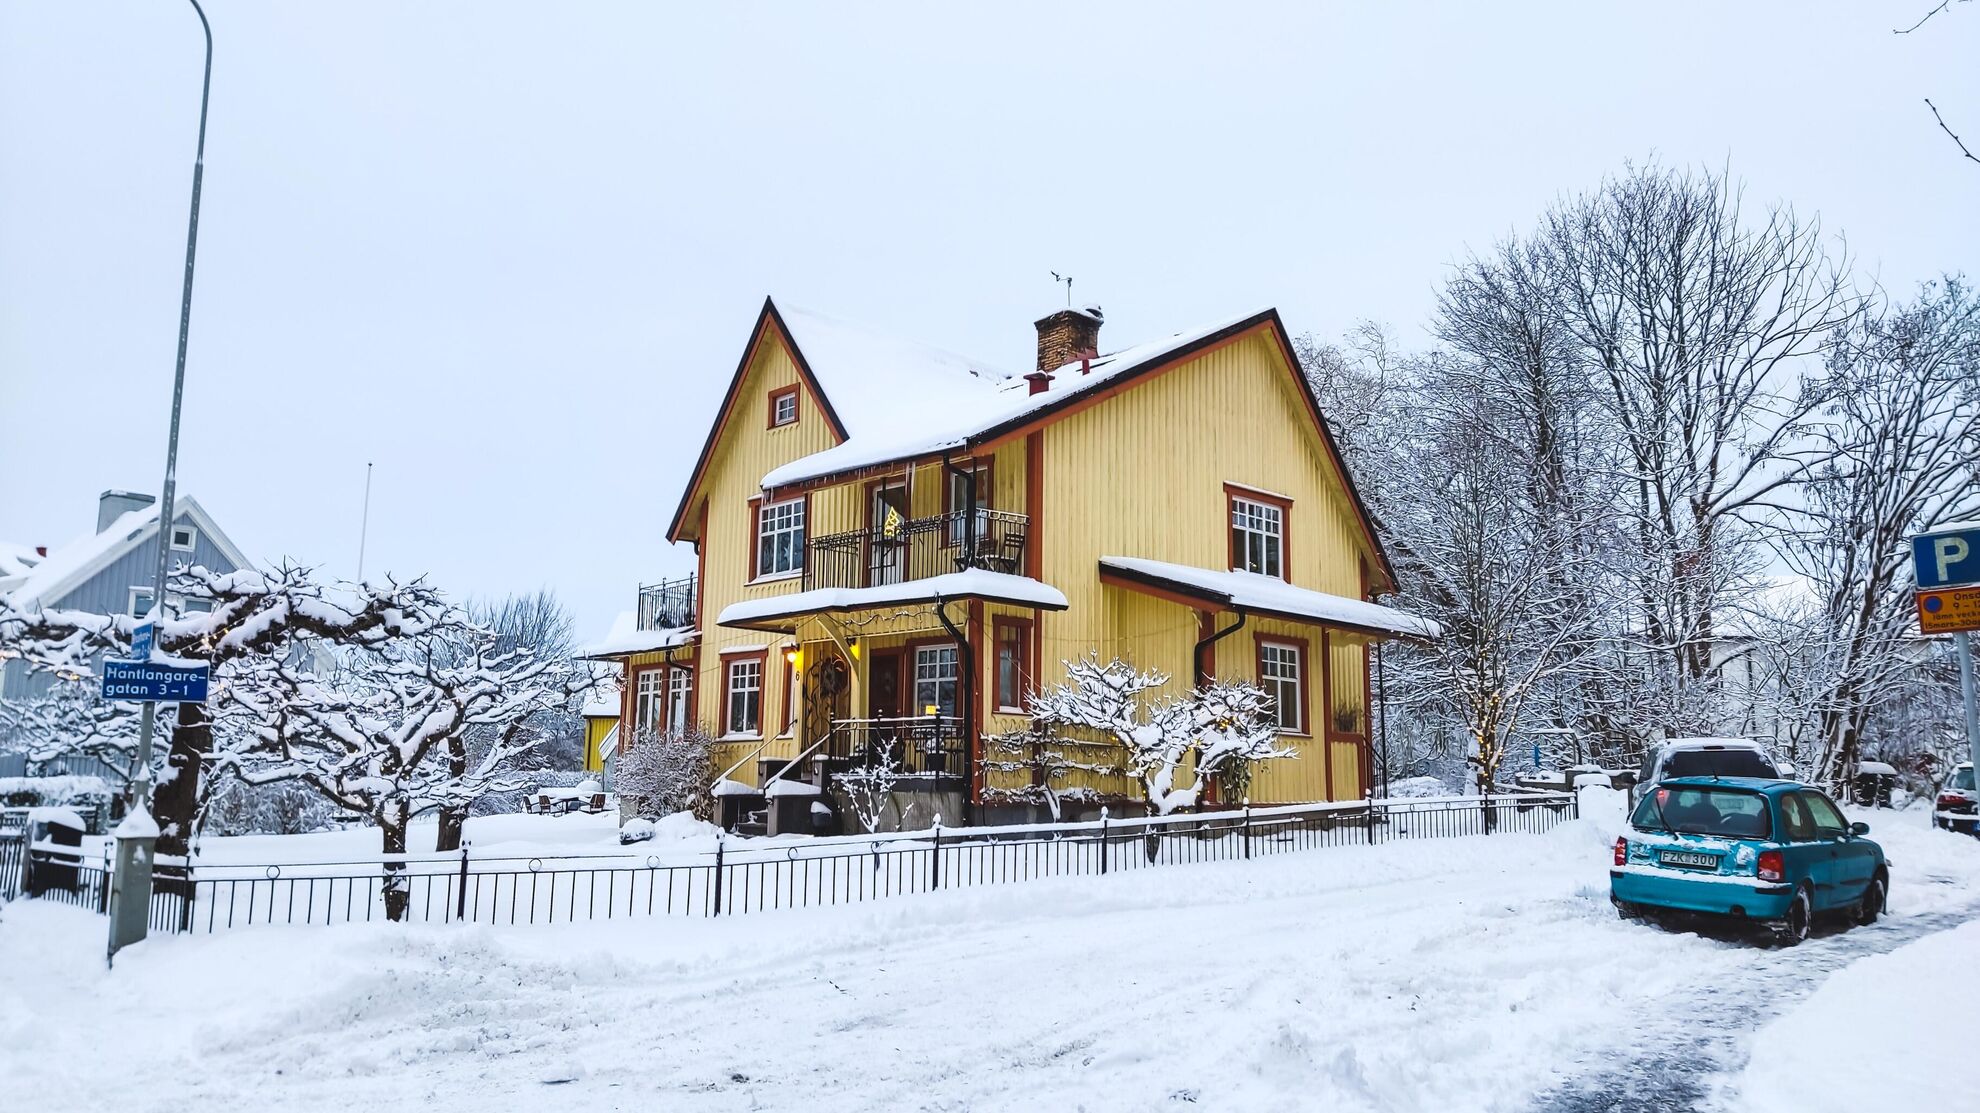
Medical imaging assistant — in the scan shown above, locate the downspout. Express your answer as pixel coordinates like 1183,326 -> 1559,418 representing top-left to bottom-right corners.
933,593 -> 975,826
1193,608 -> 1248,687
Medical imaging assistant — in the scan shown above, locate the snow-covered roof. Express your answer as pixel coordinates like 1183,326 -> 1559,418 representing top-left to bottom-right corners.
1097,557 -> 1441,640
717,569 -> 1068,631
763,309 -> 1271,491
1659,737 -> 1765,750
581,696 -> 621,718
1855,761 -> 1899,776
577,609 -> 697,660
0,541 -> 42,580
776,304 -> 1015,443
2,497 -> 251,612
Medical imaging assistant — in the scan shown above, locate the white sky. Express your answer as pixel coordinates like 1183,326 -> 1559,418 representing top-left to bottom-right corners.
2,1 -> 1974,639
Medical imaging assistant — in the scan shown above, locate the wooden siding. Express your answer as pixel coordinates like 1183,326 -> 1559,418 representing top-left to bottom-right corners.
55,512 -> 240,616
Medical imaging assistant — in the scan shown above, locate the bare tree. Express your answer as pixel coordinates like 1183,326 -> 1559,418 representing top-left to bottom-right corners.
615,726 -> 716,822
1774,278 -> 1980,785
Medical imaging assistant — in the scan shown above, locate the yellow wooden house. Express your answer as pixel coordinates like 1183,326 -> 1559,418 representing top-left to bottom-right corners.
588,298 -> 1435,829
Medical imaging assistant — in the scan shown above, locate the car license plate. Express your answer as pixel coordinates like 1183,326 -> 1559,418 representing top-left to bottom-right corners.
1659,850 -> 1718,869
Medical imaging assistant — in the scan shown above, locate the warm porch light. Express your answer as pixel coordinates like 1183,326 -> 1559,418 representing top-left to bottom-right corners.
783,644 -> 802,670
847,637 -> 860,660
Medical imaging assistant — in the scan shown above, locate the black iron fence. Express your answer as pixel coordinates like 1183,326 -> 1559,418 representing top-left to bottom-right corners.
804,509 -> 1029,592
636,575 -> 696,631
819,716 -> 969,779
0,791 -> 1577,933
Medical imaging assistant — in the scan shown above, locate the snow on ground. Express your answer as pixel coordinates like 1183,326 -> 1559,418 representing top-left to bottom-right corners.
1732,916 -> 1980,1113
4,797 -> 1976,1113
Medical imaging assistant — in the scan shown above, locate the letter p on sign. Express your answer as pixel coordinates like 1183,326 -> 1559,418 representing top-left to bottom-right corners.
1938,536 -> 1971,583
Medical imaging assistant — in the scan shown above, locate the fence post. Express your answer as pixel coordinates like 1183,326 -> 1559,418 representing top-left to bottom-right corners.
1098,807 -> 1109,875
1242,798 -> 1251,860
454,842 -> 471,922
1366,797 -> 1376,845
711,831 -> 725,916
1572,787 -> 1582,821
1482,788 -> 1493,835
929,814 -> 943,891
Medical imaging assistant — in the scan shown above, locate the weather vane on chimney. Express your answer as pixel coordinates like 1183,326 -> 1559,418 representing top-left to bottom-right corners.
1050,271 -> 1072,307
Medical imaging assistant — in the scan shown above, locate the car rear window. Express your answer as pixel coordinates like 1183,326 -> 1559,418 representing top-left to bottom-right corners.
1953,767 -> 1975,792
1631,786 -> 1772,839
1662,748 -> 1777,780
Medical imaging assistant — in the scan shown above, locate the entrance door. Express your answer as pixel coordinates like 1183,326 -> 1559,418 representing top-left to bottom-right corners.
803,652 -> 850,751
870,651 -> 904,720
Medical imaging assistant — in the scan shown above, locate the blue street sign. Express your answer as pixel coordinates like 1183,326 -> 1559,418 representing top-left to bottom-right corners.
1914,527 -> 1980,590
129,621 -> 154,662
101,659 -> 209,704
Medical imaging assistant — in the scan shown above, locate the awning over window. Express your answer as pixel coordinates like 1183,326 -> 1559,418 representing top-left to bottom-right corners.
1098,556 -> 1440,640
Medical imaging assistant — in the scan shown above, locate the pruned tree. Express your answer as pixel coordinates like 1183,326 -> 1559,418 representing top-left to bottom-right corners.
0,671 -> 141,783
1029,656 -> 1290,814
223,624 -> 575,921
0,564 -> 454,857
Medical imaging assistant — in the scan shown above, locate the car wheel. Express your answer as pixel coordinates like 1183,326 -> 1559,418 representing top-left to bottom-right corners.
1856,874 -> 1886,927
1613,897 -> 1639,921
1772,887 -> 1812,946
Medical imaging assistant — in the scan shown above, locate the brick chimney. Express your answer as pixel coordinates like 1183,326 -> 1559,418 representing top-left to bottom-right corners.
1033,305 -> 1103,373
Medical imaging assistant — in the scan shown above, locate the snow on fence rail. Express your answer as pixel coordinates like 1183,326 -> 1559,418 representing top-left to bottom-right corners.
0,792 -> 1578,932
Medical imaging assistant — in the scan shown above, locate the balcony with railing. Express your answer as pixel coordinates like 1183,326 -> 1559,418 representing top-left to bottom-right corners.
822,716 -> 970,780
803,509 -> 1029,592
637,575 -> 697,631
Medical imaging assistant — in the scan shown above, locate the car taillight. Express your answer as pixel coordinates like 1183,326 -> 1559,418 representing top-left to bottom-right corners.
1757,850 -> 1785,883
1614,837 -> 1628,866
1940,793 -> 1970,809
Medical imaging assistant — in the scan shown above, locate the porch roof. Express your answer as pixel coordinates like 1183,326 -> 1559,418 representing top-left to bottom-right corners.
577,609 -> 700,660
715,568 -> 1068,633
1097,556 -> 1441,641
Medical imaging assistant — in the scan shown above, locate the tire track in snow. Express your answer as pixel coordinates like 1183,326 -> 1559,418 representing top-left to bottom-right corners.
1527,895 -> 1980,1113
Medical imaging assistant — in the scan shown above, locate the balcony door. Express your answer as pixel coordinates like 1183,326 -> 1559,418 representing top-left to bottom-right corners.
867,481 -> 909,586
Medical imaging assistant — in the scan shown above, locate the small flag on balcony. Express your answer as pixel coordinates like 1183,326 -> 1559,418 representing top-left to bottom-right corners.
881,505 -> 905,540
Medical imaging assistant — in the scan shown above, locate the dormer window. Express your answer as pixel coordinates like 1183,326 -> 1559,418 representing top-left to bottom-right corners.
170,525 -> 197,552
768,386 -> 799,428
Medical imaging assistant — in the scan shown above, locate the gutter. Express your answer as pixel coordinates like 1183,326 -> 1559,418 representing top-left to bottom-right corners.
1194,608 -> 1248,686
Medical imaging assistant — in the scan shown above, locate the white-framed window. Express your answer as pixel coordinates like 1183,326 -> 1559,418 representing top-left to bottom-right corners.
128,587 -> 155,618
725,657 -> 763,736
667,667 -> 693,733
1230,496 -> 1284,578
634,669 -> 665,734
755,498 -> 806,578
913,644 -> 959,718
170,524 -> 197,552
1258,641 -> 1304,733
770,389 -> 798,427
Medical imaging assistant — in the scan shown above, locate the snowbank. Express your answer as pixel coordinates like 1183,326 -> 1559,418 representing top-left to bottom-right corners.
1735,917 -> 1980,1113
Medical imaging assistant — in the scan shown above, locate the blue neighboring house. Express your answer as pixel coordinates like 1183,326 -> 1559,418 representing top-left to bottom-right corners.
0,489 -> 254,777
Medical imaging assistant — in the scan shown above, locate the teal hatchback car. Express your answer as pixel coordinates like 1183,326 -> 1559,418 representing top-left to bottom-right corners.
1610,777 -> 1888,945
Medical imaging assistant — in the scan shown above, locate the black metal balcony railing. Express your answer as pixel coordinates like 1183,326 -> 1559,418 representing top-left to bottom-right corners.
804,510 -> 1029,592
820,716 -> 969,780
637,575 -> 696,631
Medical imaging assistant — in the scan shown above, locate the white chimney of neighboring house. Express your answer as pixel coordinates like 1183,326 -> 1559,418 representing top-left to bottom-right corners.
97,490 -> 156,533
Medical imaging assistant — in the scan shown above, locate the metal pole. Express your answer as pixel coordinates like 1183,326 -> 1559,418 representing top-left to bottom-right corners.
356,462 -> 374,582
1956,632 -> 1980,791
110,0 -> 212,965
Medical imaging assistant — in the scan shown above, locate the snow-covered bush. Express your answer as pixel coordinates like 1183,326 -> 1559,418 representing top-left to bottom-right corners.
836,736 -> 915,833
615,727 -> 715,822
1028,656 -> 1291,814
200,777 -> 342,836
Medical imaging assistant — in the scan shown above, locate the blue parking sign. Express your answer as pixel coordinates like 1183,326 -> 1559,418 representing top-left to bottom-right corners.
1914,527 -> 1980,590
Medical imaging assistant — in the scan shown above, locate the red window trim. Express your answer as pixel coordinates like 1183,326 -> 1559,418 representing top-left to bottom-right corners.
766,385 -> 800,429
992,616 -> 1034,712
1253,633 -> 1310,736
779,655 -> 796,737
750,493 -> 809,581
1225,482 -> 1292,580
901,635 -> 961,717
721,650 -> 768,737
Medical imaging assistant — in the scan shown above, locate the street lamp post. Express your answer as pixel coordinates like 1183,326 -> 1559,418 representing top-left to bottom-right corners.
107,0 -> 213,963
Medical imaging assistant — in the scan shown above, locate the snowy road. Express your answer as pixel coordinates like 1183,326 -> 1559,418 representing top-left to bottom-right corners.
3,803 -> 1976,1113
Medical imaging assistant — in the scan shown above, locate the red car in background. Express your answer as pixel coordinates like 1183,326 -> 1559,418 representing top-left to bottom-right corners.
1936,762 -> 1976,835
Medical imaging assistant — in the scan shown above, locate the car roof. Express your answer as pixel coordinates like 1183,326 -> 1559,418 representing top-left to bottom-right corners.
1659,738 -> 1767,751
1653,776 -> 1796,793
